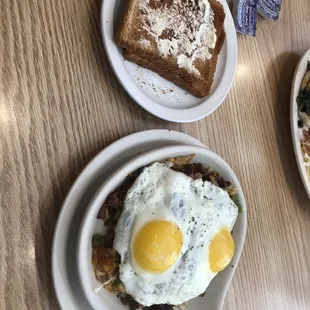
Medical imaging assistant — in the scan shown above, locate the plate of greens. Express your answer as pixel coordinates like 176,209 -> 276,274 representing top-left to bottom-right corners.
290,48 -> 310,199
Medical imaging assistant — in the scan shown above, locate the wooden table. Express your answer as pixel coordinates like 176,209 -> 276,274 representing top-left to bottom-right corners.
1,0 -> 310,309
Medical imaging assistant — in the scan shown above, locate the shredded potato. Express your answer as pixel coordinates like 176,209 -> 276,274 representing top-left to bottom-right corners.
92,248 -> 119,283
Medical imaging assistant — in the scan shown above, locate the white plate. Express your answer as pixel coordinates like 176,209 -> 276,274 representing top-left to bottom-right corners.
101,0 -> 237,123
78,145 -> 246,310
52,130 -> 206,310
290,48 -> 310,199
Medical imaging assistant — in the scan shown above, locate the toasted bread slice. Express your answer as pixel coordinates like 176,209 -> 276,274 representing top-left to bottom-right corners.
123,29 -> 226,97
115,0 -> 226,97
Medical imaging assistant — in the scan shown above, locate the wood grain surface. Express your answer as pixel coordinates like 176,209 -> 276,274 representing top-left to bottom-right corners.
0,0 -> 310,309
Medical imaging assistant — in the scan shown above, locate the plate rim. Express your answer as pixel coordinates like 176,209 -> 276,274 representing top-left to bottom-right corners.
52,130 -> 206,310
100,0 -> 238,123
290,48 -> 310,199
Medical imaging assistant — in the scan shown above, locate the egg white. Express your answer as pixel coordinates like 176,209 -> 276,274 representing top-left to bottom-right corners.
113,163 -> 238,306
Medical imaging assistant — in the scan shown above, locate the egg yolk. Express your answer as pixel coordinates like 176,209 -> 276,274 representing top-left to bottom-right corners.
209,229 -> 234,272
133,220 -> 183,273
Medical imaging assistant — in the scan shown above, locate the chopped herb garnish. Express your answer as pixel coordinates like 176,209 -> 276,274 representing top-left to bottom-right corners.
92,234 -> 106,248
112,278 -> 122,287
231,193 -> 243,214
113,209 -> 122,221
297,87 -> 310,114
297,62 -> 310,115
236,202 -> 243,214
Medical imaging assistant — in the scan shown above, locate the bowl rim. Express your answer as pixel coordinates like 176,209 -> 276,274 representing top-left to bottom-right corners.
77,144 -> 247,310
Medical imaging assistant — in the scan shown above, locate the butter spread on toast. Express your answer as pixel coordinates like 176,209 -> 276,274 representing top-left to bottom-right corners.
139,0 -> 217,76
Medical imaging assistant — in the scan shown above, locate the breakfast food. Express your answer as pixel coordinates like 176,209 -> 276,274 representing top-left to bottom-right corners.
115,0 -> 226,98
92,155 -> 241,309
297,62 -> 310,180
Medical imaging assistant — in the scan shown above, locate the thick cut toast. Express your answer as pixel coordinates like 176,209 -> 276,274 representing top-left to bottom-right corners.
123,29 -> 226,97
115,0 -> 226,98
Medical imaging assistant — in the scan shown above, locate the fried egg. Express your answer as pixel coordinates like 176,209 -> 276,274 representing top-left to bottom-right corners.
113,163 -> 238,306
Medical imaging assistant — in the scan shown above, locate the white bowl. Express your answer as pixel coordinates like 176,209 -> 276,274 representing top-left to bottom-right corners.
52,130 -> 206,310
77,145 -> 247,310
